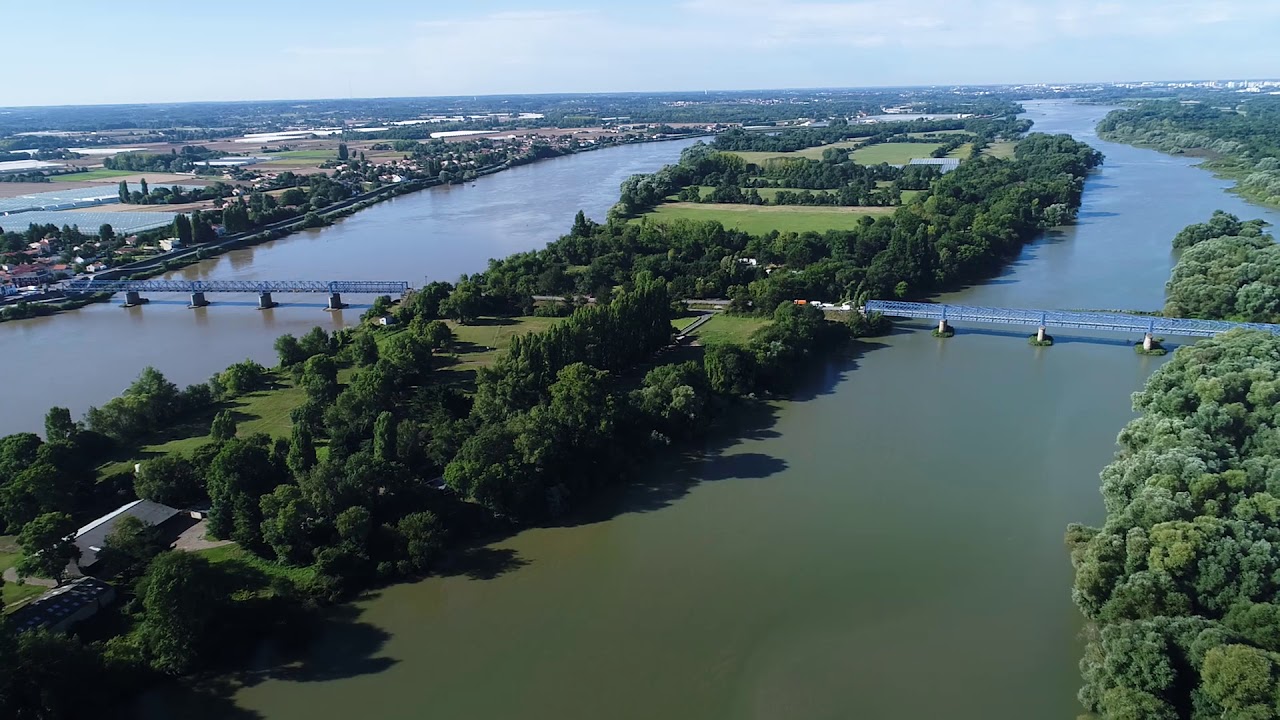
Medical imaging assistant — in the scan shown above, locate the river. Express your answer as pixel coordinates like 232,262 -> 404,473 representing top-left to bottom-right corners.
135,100 -> 1280,719
0,139 -> 700,437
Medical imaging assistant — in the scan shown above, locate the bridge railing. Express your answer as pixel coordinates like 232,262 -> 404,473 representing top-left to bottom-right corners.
863,300 -> 1280,338
68,280 -> 410,294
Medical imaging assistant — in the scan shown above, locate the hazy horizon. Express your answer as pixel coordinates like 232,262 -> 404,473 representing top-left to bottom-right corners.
5,0 -> 1279,107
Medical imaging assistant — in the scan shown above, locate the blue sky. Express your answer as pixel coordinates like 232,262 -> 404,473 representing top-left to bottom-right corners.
4,0 -> 1279,106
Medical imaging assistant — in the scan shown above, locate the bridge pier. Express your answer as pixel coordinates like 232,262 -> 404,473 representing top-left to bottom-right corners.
258,292 -> 277,310
189,292 -> 209,308
326,292 -> 346,311
123,291 -> 147,307
1143,333 -> 1154,352
1037,326 -> 1047,343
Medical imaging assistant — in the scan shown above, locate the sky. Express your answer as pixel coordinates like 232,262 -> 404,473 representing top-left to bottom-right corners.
3,0 -> 1280,106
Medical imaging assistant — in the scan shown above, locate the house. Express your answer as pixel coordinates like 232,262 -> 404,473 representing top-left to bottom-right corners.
8,577 -> 116,634
73,500 -> 192,573
159,238 -> 183,252
377,315 -> 397,326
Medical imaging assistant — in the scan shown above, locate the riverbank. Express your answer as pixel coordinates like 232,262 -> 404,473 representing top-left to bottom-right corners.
0,133 -> 710,325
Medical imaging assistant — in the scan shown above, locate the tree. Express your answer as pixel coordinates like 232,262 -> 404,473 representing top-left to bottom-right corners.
352,331 -> 379,366
259,484 -> 316,565
172,214 -> 192,245
98,223 -> 114,241
298,326 -> 332,358
117,180 -> 129,203
97,515 -> 165,580
337,143 -> 349,161
137,552 -> 223,674
205,435 -> 285,546
286,424 -> 316,478
704,343 -> 756,395
135,454 -> 202,507
16,512 -> 79,584
397,511 -> 444,572
209,410 -> 237,442
274,333 -> 306,367
438,280 -> 483,324
43,407 -> 75,444
300,354 -> 338,403
373,411 -> 397,462
140,178 -> 148,197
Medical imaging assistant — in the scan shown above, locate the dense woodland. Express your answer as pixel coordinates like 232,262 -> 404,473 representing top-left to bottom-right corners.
1099,99 -> 1280,207
1069,330 -> 1280,718
1163,211 -> 1278,322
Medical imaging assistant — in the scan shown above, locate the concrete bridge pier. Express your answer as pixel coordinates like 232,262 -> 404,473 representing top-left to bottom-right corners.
1143,333 -> 1154,352
258,292 -> 277,310
326,292 -> 346,311
1036,326 -> 1047,343
123,290 -> 146,307
189,292 -> 209,308
937,319 -> 950,335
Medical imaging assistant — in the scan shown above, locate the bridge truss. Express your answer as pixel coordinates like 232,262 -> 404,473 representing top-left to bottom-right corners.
68,280 -> 410,295
863,300 -> 1280,338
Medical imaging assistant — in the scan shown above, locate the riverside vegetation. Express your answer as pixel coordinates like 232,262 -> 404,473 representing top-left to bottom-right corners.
0,124 -> 1101,718
1098,99 -> 1280,208
1068,214 -> 1280,718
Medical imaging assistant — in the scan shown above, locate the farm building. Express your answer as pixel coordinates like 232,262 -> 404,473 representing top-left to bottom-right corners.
907,158 -> 962,173
73,499 -> 193,573
8,577 -> 117,634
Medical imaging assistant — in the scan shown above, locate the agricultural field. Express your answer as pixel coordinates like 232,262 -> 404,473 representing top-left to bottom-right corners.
850,142 -> 944,165
642,202 -> 892,234
48,169 -> 134,182
688,314 -> 770,345
682,186 -> 836,202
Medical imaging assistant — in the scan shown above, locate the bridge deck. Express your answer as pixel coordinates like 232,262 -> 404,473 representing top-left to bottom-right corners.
68,280 -> 410,294
864,300 -> 1280,338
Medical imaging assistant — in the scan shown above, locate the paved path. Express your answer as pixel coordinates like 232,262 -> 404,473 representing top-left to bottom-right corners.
2,567 -> 55,588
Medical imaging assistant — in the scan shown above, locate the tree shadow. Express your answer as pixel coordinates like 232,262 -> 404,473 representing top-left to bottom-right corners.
436,546 -> 529,581
463,317 -> 517,327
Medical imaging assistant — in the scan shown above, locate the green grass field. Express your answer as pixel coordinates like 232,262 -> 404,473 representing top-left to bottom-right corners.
689,314 -> 770,346
673,315 -> 702,332
728,139 -> 865,165
983,141 -> 1019,159
48,169 -> 134,182
445,316 -> 564,370
0,536 -> 45,610
642,202 -> 891,234
946,143 -> 974,159
851,142 -> 944,165
900,189 -> 924,202
198,543 -> 314,596
97,373 -> 306,479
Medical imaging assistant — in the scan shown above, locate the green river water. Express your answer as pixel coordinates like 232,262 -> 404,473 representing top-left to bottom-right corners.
144,100 -> 1280,719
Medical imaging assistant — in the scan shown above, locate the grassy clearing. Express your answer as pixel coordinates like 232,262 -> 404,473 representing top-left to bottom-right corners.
642,202 -> 891,234
0,536 -> 44,610
445,316 -> 564,370
199,543 -> 314,595
49,169 -> 135,182
946,143 -> 974,159
673,315 -> 702,331
683,186 -> 837,202
851,142 -> 943,165
900,189 -> 924,202
97,373 -> 306,479
983,141 -> 1019,159
689,314 -> 770,345
728,139 -> 864,165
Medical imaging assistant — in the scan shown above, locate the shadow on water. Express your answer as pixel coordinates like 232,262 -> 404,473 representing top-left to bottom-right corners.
130,604 -> 395,720
437,546 -> 530,581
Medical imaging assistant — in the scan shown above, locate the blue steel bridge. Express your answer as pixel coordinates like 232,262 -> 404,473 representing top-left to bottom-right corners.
863,300 -> 1280,340
67,279 -> 410,310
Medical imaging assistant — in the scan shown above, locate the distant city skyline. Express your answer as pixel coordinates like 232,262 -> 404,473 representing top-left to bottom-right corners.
4,0 -> 1280,107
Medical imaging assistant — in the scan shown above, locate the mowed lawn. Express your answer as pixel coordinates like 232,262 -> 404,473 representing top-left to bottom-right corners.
689,314 -> 770,345
446,316 -> 564,369
851,142 -> 944,165
642,202 -> 892,234
685,186 -> 837,202
0,535 -> 45,609
49,169 -> 134,182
